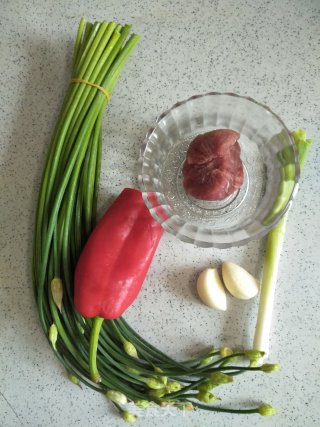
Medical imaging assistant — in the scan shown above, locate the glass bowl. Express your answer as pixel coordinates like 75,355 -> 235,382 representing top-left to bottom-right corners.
138,92 -> 300,248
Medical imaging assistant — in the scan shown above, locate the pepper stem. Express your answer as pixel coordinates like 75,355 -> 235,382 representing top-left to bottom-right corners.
89,316 -> 104,383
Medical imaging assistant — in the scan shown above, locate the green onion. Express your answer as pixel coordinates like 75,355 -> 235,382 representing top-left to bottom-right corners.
253,130 -> 312,354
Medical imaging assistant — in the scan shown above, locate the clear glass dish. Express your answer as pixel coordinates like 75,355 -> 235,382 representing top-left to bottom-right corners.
138,92 -> 300,248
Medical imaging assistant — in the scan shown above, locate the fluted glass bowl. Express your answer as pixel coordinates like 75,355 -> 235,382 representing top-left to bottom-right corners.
139,93 -> 300,248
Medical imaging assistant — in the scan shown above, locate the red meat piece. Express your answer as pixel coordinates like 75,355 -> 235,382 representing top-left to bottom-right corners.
184,129 -> 240,165
182,129 -> 244,201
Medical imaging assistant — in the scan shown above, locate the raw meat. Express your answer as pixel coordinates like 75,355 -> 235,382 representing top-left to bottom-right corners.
182,129 -> 244,201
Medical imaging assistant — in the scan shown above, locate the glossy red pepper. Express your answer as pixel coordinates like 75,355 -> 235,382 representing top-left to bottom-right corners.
74,188 -> 163,319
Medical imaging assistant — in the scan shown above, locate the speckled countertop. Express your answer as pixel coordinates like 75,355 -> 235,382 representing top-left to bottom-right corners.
1,0 -> 320,426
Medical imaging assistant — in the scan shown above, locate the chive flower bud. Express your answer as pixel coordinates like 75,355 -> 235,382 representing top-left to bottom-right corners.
106,390 -> 128,405
209,372 -> 233,385
68,373 -> 80,385
200,356 -> 214,366
135,400 -> 150,409
166,381 -> 182,393
220,347 -> 233,357
51,278 -> 63,312
76,321 -> 85,334
197,391 -> 219,403
258,404 -> 277,416
261,363 -> 281,373
154,367 -> 167,384
197,381 -> 216,392
176,402 -> 194,411
49,323 -> 58,350
123,341 -> 138,358
147,378 -> 166,389
122,411 -> 138,423
161,376 -> 168,385
127,367 -> 141,375
244,349 -> 265,362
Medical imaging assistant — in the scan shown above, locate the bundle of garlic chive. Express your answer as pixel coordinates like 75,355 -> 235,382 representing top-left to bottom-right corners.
33,18 -> 287,423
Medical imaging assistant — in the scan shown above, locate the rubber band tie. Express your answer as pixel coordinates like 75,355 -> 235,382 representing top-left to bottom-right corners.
70,78 -> 111,102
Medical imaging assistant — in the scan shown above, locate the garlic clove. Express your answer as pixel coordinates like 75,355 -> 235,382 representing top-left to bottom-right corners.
222,262 -> 259,300
197,268 -> 227,311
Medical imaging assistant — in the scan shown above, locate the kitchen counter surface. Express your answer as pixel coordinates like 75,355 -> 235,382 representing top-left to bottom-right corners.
1,0 -> 320,426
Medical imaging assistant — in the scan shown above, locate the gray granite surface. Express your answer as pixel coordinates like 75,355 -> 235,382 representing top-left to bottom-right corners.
0,0 -> 320,426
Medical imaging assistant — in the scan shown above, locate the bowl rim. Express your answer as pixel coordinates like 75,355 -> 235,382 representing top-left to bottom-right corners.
138,92 -> 300,248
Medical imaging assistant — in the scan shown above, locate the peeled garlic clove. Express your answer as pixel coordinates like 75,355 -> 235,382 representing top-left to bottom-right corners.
222,262 -> 259,300
197,268 -> 227,311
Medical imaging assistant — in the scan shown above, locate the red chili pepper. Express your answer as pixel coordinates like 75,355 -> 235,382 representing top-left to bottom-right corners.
74,188 -> 163,319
